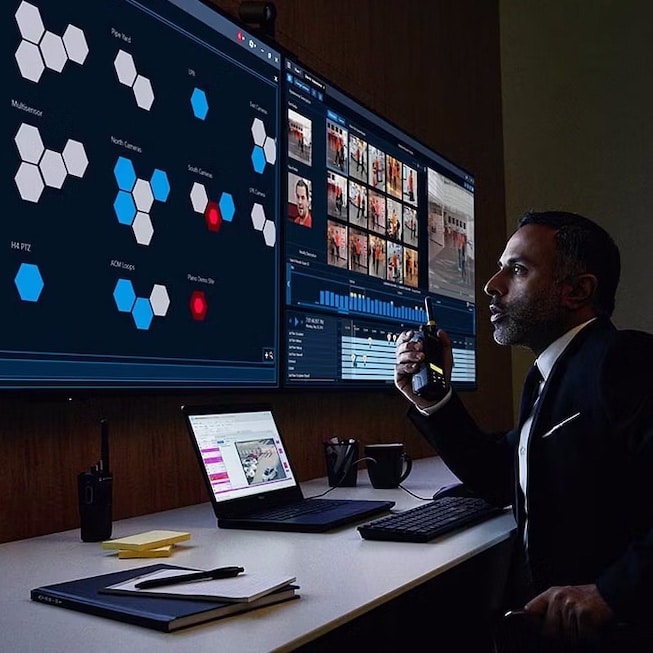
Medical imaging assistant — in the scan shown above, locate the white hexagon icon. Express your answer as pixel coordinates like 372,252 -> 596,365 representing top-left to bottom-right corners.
133,178 -> 154,212
263,136 -> 277,164
132,212 -> 154,246
15,1 -> 44,44
41,31 -> 67,73
15,162 -> 44,203
114,50 -> 137,86
62,24 -> 89,65
62,139 -> 88,177
263,219 -> 276,247
190,182 -> 208,213
150,284 -> 170,317
251,203 -> 266,230
251,118 -> 266,146
15,123 -> 44,164
15,40 -> 44,83
133,75 -> 154,110
39,149 -> 67,189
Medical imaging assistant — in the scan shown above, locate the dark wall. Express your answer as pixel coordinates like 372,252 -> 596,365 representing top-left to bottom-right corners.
0,0 -> 511,543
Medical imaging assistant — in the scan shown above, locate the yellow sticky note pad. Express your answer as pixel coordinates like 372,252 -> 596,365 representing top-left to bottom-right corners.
117,544 -> 174,559
102,530 -> 191,551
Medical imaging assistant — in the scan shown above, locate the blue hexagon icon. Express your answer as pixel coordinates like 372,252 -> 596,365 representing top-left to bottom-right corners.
113,190 -> 137,225
219,192 -> 235,222
131,297 -> 154,330
15,263 -> 44,302
113,278 -> 136,312
251,145 -> 266,174
150,168 -> 170,202
190,88 -> 209,120
113,156 -> 137,191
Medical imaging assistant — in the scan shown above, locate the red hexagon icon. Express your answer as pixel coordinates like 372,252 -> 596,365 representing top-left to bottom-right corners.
204,200 -> 222,232
190,290 -> 208,321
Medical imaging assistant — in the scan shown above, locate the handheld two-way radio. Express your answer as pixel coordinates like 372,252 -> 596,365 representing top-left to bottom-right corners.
411,297 -> 449,402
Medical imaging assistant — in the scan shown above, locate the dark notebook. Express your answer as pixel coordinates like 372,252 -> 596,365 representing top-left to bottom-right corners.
181,403 -> 394,532
30,564 -> 299,633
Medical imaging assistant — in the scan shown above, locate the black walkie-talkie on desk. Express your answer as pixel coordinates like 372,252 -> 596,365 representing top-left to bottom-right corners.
78,418 -> 113,542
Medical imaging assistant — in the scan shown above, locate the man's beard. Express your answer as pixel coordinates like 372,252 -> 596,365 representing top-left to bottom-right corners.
491,292 -> 564,352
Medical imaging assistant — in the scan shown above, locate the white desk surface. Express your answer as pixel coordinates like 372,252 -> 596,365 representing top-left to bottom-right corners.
0,457 -> 516,653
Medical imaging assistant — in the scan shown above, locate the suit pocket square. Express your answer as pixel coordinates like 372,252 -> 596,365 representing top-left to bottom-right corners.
541,412 -> 581,438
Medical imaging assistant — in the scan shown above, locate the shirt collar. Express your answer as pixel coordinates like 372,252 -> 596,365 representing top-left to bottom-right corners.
535,318 -> 596,381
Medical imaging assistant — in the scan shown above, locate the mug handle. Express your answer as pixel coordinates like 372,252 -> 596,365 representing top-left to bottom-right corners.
399,453 -> 412,483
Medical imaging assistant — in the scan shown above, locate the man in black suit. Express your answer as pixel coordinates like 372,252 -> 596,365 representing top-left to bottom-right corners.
395,211 -> 653,650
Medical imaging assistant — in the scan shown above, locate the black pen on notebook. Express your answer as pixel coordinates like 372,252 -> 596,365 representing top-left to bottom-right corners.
134,566 -> 244,589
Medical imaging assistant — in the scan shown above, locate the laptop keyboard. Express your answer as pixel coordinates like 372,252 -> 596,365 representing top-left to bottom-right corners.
249,498 -> 348,520
357,496 -> 504,543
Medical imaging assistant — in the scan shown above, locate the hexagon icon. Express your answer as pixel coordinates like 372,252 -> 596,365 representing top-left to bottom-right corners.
219,192 -> 235,222
62,24 -> 89,65
15,1 -> 45,44
133,74 -> 154,111
131,297 -> 154,330
113,278 -> 136,312
263,219 -> 277,247
132,211 -> 154,245
150,169 -> 170,202
113,190 -> 137,225
41,31 -> 67,73
263,136 -> 277,164
205,201 -> 221,232
15,39 -> 45,83
62,139 -> 88,177
250,203 -> 266,230
39,149 -> 67,189
15,123 -> 44,164
113,156 -> 136,191
149,284 -> 170,317
251,145 -> 266,174
132,178 -> 154,212
15,162 -> 44,203
189,290 -> 208,321
190,88 -> 209,120
251,118 -> 266,146
114,50 -> 137,86
190,182 -> 208,213
14,262 -> 44,302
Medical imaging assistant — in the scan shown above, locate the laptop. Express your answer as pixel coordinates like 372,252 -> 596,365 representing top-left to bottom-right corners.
181,403 -> 394,532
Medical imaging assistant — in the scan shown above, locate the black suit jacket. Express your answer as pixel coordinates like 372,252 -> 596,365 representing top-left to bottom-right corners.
408,318 -> 653,625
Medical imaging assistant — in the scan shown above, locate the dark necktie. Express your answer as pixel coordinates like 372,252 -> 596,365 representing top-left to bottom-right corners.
518,363 -> 542,428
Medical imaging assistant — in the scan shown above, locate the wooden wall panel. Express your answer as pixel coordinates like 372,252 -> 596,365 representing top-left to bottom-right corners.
0,0 -> 511,543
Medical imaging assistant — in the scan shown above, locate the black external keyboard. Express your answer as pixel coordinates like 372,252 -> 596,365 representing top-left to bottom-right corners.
357,496 -> 504,543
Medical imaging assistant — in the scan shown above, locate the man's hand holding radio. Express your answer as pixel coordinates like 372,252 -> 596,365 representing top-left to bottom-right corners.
395,327 -> 454,411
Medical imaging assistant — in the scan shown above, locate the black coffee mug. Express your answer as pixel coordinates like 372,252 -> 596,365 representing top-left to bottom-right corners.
364,443 -> 412,489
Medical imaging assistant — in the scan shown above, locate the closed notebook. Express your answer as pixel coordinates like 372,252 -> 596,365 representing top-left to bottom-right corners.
102,567 -> 297,603
30,564 -> 299,633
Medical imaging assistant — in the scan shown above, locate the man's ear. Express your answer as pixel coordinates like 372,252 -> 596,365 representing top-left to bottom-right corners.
562,273 -> 598,309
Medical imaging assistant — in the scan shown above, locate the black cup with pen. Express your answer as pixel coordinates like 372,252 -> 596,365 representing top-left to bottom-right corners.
323,438 -> 360,487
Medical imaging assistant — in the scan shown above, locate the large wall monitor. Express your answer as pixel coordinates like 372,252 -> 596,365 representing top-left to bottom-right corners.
5,0 -> 281,390
282,57 -> 476,389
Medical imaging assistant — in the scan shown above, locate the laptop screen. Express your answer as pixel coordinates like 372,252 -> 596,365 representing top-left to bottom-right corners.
185,407 -> 298,503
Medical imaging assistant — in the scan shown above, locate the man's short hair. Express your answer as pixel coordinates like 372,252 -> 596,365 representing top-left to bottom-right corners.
518,210 -> 621,317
